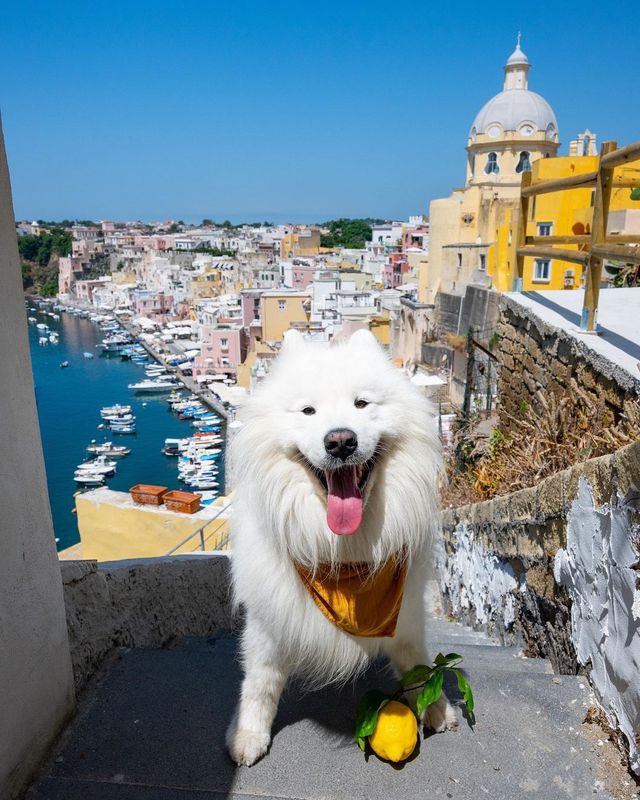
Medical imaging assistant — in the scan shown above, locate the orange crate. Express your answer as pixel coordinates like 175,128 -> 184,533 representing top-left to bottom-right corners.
163,490 -> 202,514
130,484 -> 168,506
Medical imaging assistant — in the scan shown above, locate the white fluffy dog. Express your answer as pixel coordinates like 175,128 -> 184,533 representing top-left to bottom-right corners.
226,329 -> 457,766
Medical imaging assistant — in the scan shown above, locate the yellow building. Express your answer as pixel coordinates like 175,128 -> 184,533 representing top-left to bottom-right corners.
280,227 -> 322,258
61,489 -> 231,561
424,38 -> 559,303
260,291 -> 310,343
236,340 -> 278,390
489,153 -> 640,291
189,268 -> 223,300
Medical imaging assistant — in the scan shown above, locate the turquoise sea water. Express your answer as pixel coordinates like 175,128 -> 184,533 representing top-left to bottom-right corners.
26,303 -> 225,552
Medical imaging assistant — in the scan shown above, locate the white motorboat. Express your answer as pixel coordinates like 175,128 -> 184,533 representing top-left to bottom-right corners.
102,412 -> 135,424
100,404 -> 132,419
28,316 -> 37,324
185,478 -> 219,490
109,423 -> 136,434
86,441 -> 130,456
128,379 -> 177,392
48,332 -> 59,343
38,336 -> 48,346
36,322 -> 48,331
73,471 -> 106,486
76,456 -> 117,475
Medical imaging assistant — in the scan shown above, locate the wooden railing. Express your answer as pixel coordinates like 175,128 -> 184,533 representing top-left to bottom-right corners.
514,139 -> 640,331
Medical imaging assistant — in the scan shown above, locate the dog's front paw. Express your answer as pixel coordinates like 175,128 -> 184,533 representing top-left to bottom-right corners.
423,695 -> 459,733
226,725 -> 271,766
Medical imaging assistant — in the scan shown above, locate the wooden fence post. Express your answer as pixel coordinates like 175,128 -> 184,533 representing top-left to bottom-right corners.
581,140 -> 617,331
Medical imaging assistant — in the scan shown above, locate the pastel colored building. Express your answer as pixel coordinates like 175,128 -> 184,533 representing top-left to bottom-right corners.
280,227 -> 322,259
260,291 -> 310,343
193,325 -> 244,377
489,154 -> 640,292
133,290 -> 174,318
425,38 -> 560,303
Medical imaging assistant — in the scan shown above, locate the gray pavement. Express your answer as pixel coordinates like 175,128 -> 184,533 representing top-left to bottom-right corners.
26,624 -> 615,800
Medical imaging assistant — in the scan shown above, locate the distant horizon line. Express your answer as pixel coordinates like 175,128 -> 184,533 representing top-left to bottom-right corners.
17,213 -> 428,227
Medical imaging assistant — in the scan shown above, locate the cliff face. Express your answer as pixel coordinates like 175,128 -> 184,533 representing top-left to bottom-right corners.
22,251 -> 61,296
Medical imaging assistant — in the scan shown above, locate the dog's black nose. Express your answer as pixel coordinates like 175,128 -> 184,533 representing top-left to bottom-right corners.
324,429 -> 358,461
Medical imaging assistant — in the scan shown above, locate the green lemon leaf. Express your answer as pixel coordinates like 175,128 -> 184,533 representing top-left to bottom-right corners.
631,187 -> 640,201
356,735 -> 366,751
434,652 -> 463,668
400,664 -> 432,688
354,690 -> 390,742
416,669 -> 444,716
453,668 -> 475,719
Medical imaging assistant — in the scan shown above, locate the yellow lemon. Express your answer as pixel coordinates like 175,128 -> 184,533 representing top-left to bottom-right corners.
368,700 -> 418,762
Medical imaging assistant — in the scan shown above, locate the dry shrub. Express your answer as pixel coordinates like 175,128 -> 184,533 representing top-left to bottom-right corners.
446,334 -> 466,351
442,380 -> 640,507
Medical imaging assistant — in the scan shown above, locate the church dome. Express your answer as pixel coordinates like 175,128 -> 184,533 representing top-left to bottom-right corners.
469,37 -> 558,142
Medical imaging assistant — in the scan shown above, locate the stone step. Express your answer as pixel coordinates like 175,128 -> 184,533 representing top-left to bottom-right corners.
26,638 -> 614,800
427,642 -> 554,674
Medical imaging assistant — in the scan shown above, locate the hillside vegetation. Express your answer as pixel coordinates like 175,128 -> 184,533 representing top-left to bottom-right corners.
19,228 -> 72,297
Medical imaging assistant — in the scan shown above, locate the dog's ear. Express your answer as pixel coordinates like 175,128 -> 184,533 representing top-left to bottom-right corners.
348,328 -> 379,351
281,328 -> 305,355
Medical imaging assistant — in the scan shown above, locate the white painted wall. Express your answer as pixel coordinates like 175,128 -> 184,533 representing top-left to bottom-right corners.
0,116 -> 75,799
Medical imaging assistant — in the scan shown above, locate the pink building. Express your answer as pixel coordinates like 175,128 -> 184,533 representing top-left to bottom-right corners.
291,264 -> 316,289
193,325 -> 244,377
241,289 -> 264,327
384,253 -> 409,289
133,290 -> 174,318
74,279 -> 107,303
402,224 -> 429,252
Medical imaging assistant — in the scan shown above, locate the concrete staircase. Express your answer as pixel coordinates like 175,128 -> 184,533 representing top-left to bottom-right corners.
26,619 -> 624,800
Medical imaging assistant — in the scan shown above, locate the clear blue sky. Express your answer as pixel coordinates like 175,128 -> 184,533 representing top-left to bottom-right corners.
1,0 -> 639,223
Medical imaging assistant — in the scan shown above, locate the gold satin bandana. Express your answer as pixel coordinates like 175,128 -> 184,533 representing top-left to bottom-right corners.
295,554 -> 408,638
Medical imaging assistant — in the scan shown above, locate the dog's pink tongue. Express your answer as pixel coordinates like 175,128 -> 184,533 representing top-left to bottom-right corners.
326,466 -> 362,535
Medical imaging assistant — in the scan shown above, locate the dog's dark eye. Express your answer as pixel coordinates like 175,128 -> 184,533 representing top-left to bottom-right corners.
301,406 -> 316,415
354,399 -> 369,409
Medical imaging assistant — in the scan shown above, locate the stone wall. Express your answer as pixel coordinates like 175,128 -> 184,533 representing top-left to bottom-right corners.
439,439 -> 640,774
61,554 -> 234,692
0,115 -> 75,800
496,295 -> 640,430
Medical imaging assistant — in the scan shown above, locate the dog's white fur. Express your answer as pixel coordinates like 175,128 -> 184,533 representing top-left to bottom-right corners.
227,329 -> 457,766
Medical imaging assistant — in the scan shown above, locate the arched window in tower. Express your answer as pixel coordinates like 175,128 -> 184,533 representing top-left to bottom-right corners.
484,152 -> 499,175
515,151 -> 532,173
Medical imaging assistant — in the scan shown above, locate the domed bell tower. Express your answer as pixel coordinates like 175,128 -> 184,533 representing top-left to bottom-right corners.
466,36 -> 560,187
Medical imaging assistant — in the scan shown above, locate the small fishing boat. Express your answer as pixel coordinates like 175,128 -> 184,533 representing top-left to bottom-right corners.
73,471 -> 106,486
86,441 -> 130,456
194,491 -> 218,505
128,379 -> 177,392
83,352 -> 94,359
103,412 -> 136,424
38,336 -> 48,346
49,332 -> 59,344
100,404 -> 132,419
60,361 -> 69,368
185,478 -> 219,490
109,423 -> 136,434
76,456 -> 117,475
28,316 -> 37,324
36,322 -> 48,331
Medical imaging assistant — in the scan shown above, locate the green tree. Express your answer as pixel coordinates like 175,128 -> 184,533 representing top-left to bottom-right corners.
319,218 -> 377,249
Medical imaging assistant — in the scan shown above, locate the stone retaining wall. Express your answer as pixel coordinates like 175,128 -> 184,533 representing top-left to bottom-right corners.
439,439 -> 640,773
60,554 -> 234,692
496,295 -> 640,430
